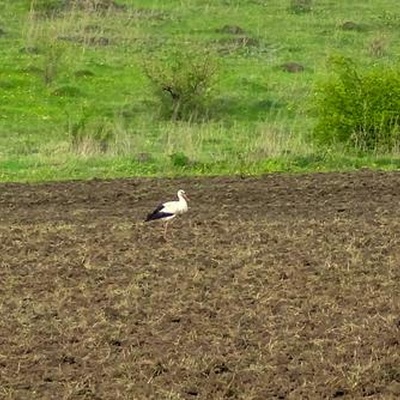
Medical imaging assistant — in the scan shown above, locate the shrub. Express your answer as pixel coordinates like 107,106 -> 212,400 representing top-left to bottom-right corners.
143,46 -> 218,121
313,56 -> 400,152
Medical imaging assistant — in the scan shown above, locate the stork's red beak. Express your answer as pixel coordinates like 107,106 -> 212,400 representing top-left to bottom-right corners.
184,193 -> 190,201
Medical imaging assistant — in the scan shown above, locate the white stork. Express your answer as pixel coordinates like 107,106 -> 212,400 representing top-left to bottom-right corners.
145,189 -> 189,239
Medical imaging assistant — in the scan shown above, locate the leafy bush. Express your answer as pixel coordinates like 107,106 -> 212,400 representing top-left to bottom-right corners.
143,47 -> 218,121
313,56 -> 400,152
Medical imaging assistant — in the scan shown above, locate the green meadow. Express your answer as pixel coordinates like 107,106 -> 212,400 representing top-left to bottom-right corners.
1,0 -> 400,182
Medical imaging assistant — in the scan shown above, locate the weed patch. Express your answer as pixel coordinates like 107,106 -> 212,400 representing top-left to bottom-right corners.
68,115 -> 115,155
288,0 -> 313,14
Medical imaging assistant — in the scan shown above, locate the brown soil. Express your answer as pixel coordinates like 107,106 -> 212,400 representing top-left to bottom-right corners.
1,171 -> 399,399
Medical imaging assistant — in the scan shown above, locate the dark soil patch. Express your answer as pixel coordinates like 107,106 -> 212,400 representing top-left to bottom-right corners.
288,0 -> 313,14
280,61 -> 305,73
216,25 -> 246,35
215,35 -> 261,55
31,0 -> 126,17
341,21 -> 366,31
66,0 -> 126,13
19,46 -> 41,54
1,171 -> 399,399
74,69 -> 95,78
58,34 -> 112,46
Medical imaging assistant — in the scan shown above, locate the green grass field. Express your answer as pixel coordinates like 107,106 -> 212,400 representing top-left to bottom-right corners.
1,0 -> 400,182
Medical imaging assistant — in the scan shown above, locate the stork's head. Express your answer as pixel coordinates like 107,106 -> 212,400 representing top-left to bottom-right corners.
177,189 -> 189,201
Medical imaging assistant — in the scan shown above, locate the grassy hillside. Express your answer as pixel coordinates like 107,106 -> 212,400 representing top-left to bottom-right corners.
1,0 -> 400,182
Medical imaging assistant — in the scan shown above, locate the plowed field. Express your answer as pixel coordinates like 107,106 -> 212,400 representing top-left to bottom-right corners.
1,171 -> 399,399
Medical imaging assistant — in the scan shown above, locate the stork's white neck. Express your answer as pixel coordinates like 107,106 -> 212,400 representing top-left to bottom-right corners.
178,192 -> 186,203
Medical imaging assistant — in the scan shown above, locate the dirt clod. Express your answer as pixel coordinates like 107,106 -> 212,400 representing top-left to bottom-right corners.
216,25 -> 246,35
280,61 -> 305,73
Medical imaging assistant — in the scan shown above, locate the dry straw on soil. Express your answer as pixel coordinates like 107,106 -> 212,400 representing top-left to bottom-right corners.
0,171 -> 399,399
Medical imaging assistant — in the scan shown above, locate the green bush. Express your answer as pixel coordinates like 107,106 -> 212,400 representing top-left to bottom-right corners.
143,47 -> 218,121
313,56 -> 400,152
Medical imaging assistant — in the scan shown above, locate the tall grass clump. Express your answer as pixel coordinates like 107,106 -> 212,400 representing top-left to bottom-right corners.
288,0 -> 313,14
143,46 -> 219,122
68,114 -> 115,155
29,0 -> 65,17
313,56 -> 400,152
41,40 -> 67,85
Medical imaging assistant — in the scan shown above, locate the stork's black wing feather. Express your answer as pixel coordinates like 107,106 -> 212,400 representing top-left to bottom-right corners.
145,203 -> 174,222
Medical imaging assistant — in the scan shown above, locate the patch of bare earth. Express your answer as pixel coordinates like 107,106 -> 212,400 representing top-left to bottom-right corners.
0,171 -> 399,399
